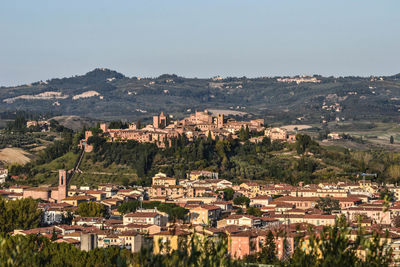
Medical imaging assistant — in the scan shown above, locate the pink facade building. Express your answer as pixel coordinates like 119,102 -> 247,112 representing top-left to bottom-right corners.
229,230 -> 295,259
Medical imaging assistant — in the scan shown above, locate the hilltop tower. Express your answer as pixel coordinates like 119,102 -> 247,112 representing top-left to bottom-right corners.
159,112 -> 167,128
129,122 -> 137,130
153,112 -> 167,129
100,123 -> 108,132
57,169 -> 68,203
153,115 -> 160,129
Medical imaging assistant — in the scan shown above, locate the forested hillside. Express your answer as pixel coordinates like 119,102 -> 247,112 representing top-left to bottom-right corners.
8,128 -> 400,187
1,68 -> 400,123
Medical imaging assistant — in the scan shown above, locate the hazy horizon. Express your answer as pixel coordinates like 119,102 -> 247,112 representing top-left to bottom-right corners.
1,0 -> 399,86
3,67 -> 400,88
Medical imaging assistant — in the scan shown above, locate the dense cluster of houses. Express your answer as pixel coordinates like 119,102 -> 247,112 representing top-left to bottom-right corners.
80,110 -> 295,151
3,169 -> 400,260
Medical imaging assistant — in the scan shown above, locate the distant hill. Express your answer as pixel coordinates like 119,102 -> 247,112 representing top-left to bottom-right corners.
49,115 -> 99,131
1,69 -> 400,124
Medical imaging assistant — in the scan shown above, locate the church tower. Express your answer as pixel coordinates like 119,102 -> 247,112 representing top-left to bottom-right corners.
217,114 -> 224,129
57,169 -> 68,203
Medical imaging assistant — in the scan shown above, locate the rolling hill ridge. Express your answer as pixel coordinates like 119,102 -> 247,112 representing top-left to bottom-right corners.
1,68 -> 400,124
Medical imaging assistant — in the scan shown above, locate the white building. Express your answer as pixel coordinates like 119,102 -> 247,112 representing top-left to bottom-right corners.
0,168 -> 8,184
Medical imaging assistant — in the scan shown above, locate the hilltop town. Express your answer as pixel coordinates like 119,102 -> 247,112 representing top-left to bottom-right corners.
2,0 -> 400,264
81,109 -> 290,151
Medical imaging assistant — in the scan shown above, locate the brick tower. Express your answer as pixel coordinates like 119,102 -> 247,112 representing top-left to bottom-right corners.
57,169 -> 68,203
217,114 -> 224,129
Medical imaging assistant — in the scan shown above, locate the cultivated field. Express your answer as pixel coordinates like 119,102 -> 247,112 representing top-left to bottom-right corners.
281,125 -> 312,131
0,148 -> 32,164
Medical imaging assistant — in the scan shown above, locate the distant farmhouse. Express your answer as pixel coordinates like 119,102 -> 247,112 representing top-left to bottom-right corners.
265,127 -> 296,143
0,168 -> 8,184
26,120 -> 51,132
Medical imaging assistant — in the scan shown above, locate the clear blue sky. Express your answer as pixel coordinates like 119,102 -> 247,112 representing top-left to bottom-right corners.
1,0 -> 399,86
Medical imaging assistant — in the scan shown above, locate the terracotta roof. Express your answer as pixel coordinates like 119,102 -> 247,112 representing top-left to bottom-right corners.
193,205 -> 221,210
251,195 -> 271,200
25,187 -> 51,192
334,197 -> 362,202
212,201 -> 232,205
304,214 -> 336,219
85,190 -> 105,194
271,201 -> 293,208
55,224 -> 83,231
231,230 -> 257,237
0,190 -> 11,195
275,196 -> 320,202
19,227 -> 55,235
345,207 -> 386,212
105,219 -> 123,225
117,189 -> 133,193
124,223 -> 158,229
56,238 -> 80,244
119,230 -> 141,236
63,195 -> 95,201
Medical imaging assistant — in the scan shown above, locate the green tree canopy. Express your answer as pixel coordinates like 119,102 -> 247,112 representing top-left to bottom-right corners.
255,230 -> 278,264
233,196 -> 250,207
0,197 -> 43,233
315,197 -> 340,215
223,188 -> 235,201
288,220 -> 392,267
379,187 -> 394,202
77,202 -> 107,217
246,207 -> 262,217
117,200 -> 188,222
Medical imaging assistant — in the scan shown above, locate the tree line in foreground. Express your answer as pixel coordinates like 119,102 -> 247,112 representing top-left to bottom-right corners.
0,220 -> 393,266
